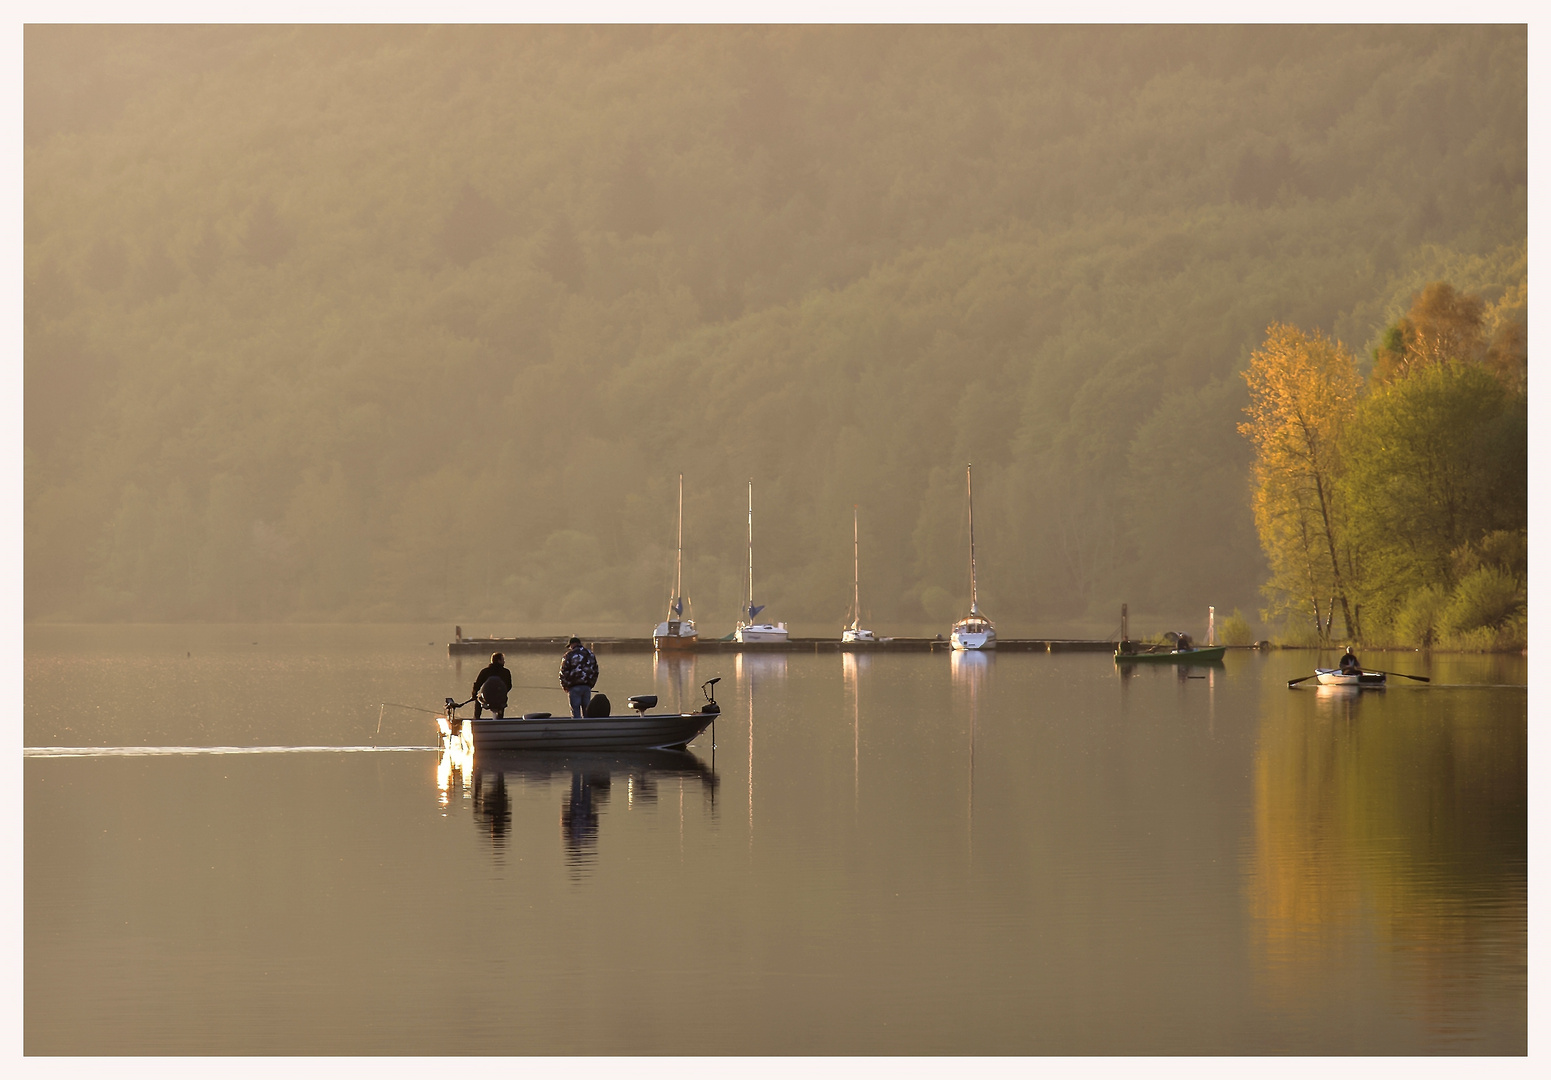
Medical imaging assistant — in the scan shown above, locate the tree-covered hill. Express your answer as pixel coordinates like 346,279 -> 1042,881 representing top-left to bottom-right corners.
24,25 -> 1527,635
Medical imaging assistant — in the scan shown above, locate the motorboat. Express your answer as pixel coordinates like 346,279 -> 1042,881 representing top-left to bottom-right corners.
950,463 -> 996,651
438,682 -> 721,752
735,479 -> 789,644
842,504 -> 877,644
653,474 -> 698,652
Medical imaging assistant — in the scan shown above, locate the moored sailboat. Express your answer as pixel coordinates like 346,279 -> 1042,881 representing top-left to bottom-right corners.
950,463 -> 996,651
735,479 -> 788,643
653,473 -> 698,652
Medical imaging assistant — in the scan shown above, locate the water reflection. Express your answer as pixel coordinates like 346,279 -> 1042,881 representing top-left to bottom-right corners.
949,650 -> 989,858
439,747 -> 718,876
653,652 -> 698,713
736,652 -> 786,844
1247,684 -> 1526,1051
842,652 -> 870,807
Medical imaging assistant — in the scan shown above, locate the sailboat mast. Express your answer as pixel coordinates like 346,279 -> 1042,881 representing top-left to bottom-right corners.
675,473 -> 684,605
746,479 -> 754,620
967,463 -> 979,615
853,505 -> 861,627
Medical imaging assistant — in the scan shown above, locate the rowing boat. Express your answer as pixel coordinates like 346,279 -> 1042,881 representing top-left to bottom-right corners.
1114,644 -> 1226,663
1314,668 -> 1386,688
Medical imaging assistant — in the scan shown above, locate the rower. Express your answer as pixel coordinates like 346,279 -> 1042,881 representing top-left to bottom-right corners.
1338,646 -> 1360,674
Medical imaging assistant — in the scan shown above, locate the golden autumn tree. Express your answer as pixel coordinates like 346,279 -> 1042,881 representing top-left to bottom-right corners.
1239,323 -> 1362,642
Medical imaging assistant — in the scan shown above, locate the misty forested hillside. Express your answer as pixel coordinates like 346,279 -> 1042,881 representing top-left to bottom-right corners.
24,25 -> 1527,634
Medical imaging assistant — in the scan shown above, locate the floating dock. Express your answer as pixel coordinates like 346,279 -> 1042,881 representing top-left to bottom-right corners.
449,636 -> 1117,656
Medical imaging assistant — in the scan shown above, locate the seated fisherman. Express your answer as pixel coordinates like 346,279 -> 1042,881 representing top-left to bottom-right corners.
472,652 -> 513,719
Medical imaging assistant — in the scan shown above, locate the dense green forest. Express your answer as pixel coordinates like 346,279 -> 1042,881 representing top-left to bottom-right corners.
24,26 -> 1527,637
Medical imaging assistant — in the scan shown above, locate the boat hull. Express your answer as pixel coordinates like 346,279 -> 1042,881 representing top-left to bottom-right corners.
735,624 -> 789,643
950,631 -> 996,650
1314,668 -> 1386,687
449,712 -> 717,751
1114,645 -> 1227,663
652,620 -> 698,651
842,628 -> 877,643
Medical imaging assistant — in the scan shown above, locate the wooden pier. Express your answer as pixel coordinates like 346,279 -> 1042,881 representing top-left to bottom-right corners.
449,635 -> 1117,656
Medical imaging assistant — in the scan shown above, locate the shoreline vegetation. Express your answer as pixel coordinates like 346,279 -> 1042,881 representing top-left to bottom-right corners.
1240,282 -> 1526,652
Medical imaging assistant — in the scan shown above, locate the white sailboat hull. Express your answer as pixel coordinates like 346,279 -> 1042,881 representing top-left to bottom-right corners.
735,623 -> 789,643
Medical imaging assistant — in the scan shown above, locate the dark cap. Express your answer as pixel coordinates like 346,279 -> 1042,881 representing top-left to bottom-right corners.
568,636 -> 582,645
492,652 -> 505,664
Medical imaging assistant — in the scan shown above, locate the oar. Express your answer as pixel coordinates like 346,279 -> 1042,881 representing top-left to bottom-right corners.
1372,670 -> 1430,683
1287,673 -> 1319,687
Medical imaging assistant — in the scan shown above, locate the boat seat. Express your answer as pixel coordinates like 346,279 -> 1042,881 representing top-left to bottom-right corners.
627,695 -> 657,713
522,712 -> 552,719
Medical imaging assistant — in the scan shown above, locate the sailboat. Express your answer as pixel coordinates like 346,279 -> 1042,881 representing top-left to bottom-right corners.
842,505 -> 877,643
653,474 -> 698,652
735,479 -> 788,643
950,463 -> 996,650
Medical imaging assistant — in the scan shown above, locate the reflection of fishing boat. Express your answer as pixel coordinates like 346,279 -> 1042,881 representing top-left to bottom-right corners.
1314,668 -> 1386,687
735,479 -> 788,643
842,505 -> 877,643
1114,644 -> 1226,663
950,463 -> 995,650
438,684 -> 720,752
653,474 -> 698,652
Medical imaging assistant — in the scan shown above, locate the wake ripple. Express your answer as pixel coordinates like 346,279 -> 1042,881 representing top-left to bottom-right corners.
24,745 -> 441,758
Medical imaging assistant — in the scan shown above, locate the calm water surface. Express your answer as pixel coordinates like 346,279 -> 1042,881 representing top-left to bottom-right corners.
24,625 -> 1526,1054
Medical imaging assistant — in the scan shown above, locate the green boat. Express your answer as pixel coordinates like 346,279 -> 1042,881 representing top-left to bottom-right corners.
1114,644 -> 1226,663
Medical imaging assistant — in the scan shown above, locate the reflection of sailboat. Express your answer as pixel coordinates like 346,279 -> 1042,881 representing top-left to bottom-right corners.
843,651 -> 870,805
950,463 -> 996,650
735,479 -> 788,643
653,651 -> 697,713
842,505 -> 877,643
654,474 -> 698,651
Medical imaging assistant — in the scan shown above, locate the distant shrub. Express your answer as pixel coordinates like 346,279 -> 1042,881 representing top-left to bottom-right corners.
1274,617 -> 1322,648
1220,608 -> 1255,645
1393,584 -> 1450,647
1440,566 -> 1524,639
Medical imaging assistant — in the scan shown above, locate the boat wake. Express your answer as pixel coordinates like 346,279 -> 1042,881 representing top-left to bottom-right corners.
24,745 -> 440,758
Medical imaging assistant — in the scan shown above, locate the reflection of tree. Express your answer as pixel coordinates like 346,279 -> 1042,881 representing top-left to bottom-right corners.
1247,689 -> 1526,1048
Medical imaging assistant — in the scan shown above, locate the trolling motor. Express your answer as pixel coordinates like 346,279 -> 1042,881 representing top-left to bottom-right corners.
700,677 -> 721,715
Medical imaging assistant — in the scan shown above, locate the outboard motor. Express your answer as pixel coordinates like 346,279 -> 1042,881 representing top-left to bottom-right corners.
700,677 -> 721,715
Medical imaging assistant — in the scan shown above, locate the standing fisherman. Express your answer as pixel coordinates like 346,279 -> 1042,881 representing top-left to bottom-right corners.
559,637 -> 599,717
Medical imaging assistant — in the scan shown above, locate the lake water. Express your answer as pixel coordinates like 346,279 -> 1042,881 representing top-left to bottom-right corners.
23,625 -> 1527,1055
